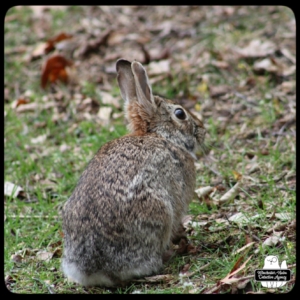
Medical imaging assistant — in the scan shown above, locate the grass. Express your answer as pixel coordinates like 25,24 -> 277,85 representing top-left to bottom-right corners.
5,6 -> 295,294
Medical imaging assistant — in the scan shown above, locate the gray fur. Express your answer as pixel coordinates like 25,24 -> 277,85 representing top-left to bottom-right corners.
61,59 -> 206,286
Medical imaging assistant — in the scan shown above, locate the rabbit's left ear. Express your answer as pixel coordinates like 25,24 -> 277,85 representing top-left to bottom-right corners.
131,61 -> 156,115
116,58 -> 137,104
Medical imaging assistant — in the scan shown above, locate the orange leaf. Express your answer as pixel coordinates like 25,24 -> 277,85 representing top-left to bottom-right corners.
41,54 -> 73,89
45,32 -> 73,53
220,256 -> 252,285
12,98 -> 30,108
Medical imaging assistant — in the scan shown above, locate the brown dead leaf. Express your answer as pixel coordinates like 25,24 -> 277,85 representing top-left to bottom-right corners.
262,235 -> 280,248
209,85 -> 231,98
52,247 -> 62,258
211,60 -> 229,69
220,256 -> 252,285
39,179 -> 57,190
253,58 -> 278,75
44,32 -> 73,54
5,274 -> 16,287
235,39 -> 276,58
11,254 -> 23,263
232,242 -> 255,256
174,238 -> 189,255
216,177 -> 243,204
144,274 -> 174,283
280,48 -> 296,64
48,241 -> 62,249
180,263 -> 191,274
148,60 -> 170,76
99,91 -> 121,109
41,54 -> 73,89
229,256 -> 244,275
36,251 -> 53,261
97,106 -> 112,125
16,102 -> 56,113
76,97 -> 100,114
76,29 -> 111,57
149,47 -> 170,61
31,134 -> 47,144
31,42 -> 50,59
182,215 -> 193,229
186,243 -> 199,255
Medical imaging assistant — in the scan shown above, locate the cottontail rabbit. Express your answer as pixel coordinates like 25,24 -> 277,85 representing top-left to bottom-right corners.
61,59 -> 206,287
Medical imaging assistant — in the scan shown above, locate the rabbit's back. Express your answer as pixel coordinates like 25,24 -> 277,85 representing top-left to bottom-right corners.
62,133 -> 195,285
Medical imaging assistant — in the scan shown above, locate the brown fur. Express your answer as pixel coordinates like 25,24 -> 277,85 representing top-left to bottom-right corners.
61,59 -> 206,287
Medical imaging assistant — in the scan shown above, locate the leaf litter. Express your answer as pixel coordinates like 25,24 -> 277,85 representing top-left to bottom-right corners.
4,5 -> 295,294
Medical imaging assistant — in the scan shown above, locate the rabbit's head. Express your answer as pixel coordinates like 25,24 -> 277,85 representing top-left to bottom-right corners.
116,59 -> 206,159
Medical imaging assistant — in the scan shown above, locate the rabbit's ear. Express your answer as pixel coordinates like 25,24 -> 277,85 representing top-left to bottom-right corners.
131,61 -> 155,115
116,59 -> 137,104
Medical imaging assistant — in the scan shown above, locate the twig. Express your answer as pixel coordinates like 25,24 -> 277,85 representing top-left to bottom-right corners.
199,262 -> 211,271
224,215 -> 261,242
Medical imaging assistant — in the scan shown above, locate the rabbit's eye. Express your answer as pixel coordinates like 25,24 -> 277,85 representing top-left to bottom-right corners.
174,108 -> 186,120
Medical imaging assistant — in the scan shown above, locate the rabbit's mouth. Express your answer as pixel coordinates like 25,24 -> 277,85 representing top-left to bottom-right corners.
183,140 -> 197,160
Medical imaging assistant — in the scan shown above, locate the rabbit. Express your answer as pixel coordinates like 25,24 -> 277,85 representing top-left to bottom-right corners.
61,59 -> 206,287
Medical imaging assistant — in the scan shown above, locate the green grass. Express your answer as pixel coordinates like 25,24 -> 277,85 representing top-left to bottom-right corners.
5,6 -> 295,294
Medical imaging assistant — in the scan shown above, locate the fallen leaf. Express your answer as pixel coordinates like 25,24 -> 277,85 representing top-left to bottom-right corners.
280,48 -> 296,64
76,29 -> 111,57
31,42 -> 50,59
144,274 -> 174,283
253,58 -> 278,75
97,106 -> 112,125
11,254 -> 23,263
275,212 -> 293,221
44,32 -> 73,54
107,30 -> 126,46
36,251 -> 53,261
220,256 -> 252,285
148,60 -> 170,76
31,134 -> 47,144
262,235 -> 280,248
195,186 -> 214,198
182,215 -> 193,228
76,97 -> 100,114
209,85 -> 231,98
39,179 -> 57,190
48,241 -> 62,249
266,221 -> 287,233
228,212 -> 247,223
16,102 -> 56,113
41,54 -> 73,89
236,277 -> 252,290
180,263 -> 191,274
235,40 -> 276,58
59,144 -> 71,152
5,275 -> 16,285
190,221 -> 209,227
188,288 -> 201,294
4,182 -> 24,198
99,91 -> 121,108
232,242 -> 255,256
52,247 -> 62,258
216,178 -> 243,204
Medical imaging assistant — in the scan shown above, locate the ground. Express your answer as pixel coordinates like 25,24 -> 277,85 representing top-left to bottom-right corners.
4,6 -> 296,294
